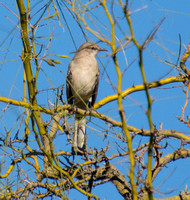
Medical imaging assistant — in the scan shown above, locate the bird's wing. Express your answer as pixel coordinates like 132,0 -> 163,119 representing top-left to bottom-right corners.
89,71 -> 99,108
66,66 -> 74,105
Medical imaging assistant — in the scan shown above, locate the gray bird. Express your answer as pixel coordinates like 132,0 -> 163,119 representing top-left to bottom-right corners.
66,42 -> 106,153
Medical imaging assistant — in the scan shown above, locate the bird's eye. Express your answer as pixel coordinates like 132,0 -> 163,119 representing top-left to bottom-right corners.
91,47 -> 96,50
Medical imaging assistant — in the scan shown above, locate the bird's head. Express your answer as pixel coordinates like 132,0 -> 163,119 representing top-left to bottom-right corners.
76,42 -> 107,57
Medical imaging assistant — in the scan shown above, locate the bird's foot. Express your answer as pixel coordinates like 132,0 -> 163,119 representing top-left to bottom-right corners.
72,146 -> 85,155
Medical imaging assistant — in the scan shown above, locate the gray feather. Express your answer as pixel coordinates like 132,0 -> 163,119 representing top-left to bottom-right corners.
66,42 -> 106,153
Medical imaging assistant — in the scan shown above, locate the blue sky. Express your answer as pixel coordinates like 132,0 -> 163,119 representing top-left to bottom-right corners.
0,0 -> 190,199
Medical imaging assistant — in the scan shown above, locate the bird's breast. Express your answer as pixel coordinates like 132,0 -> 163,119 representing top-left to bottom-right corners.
70,57 -> 99,104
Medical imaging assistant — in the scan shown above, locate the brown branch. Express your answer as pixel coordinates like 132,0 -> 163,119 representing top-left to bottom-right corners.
152,149 -> 190,180
180,44 -> 190,75
76,164 -> 132,199
141,193 -> 190,200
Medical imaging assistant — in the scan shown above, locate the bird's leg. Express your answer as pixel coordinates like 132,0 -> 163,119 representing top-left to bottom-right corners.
87,106 -> 97,122
71,104 -> 77,114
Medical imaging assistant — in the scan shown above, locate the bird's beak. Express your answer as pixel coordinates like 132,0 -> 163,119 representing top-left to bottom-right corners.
99,47 -> 107,51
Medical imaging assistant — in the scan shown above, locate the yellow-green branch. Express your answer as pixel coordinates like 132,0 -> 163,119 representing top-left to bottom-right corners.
120,1 -> 154,198
0,75 -> 186,114
102,0 -> 137,199
95,75 -> 187,109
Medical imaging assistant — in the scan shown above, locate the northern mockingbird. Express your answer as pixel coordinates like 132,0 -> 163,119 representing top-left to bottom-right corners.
66,42 -> 106,153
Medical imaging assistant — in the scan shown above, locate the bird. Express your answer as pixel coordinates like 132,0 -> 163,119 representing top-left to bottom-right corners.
66,42 -> 106,154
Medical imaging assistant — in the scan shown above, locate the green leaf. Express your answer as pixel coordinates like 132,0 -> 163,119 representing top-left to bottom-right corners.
44,58 -> 62,66
53,54 -> 71,59
51,59 -> 62,65
44,59 -> 55,66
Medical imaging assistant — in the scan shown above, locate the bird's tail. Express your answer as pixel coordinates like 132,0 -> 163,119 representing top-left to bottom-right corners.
73,114 -> 86,152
